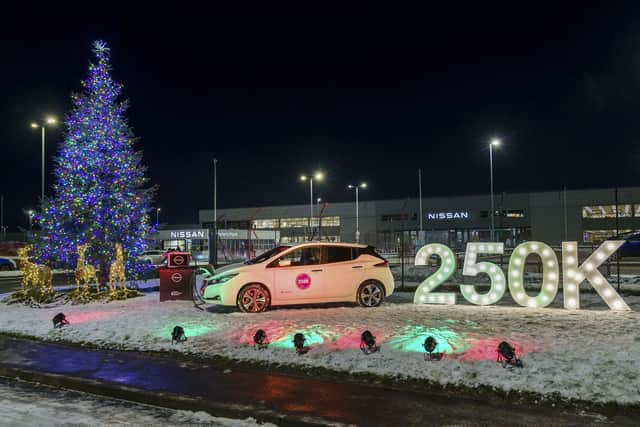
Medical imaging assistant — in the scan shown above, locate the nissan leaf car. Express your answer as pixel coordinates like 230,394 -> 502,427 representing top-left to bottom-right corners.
202,242 -> 394,313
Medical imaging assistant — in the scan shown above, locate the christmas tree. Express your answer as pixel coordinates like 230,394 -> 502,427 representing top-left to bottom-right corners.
36,40 -> 155,287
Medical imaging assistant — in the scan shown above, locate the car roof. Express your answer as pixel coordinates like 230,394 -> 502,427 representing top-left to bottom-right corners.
287,242 -> 368,249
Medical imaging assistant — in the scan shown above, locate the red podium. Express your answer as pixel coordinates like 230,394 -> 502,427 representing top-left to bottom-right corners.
159,267 -> 194,301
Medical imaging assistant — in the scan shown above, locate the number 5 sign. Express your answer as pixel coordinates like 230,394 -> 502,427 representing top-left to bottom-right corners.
414,241 -> 630,311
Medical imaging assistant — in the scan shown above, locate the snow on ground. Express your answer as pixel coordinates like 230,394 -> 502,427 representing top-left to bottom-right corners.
0,290 -> 639,405
0,378 -> 276,426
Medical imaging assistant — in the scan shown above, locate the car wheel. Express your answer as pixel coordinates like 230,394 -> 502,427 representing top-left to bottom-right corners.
0,265 -> 10,271
237,284 -> 271,313
357,280 -> 384,307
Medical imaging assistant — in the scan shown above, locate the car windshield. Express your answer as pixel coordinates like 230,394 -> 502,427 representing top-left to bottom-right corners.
245,246 -> 290,264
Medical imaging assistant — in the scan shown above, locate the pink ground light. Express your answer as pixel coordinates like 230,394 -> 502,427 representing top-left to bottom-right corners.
328,328 -> 387,350
65,310 -> 120,324
459,335 -> 539,362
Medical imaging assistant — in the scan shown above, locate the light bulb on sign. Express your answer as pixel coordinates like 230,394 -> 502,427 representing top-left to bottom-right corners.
508,241 -> 559,308
561,240 -> 629,311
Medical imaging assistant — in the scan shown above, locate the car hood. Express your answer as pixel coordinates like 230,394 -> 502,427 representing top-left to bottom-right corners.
213,262 -> 247,276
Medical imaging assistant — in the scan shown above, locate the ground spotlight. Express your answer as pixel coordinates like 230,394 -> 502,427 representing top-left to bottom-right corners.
253,329 -> 269,350
360,330 -> 380,355
423,336 -> 443,361
293,333 -> 308,355
497,341 -> 523,368
52,313 -> 69,328
171,326 -> 187,344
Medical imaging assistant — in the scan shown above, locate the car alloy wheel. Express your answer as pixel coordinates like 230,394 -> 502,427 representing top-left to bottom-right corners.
358,281 -> 384,307
238,284 -> 270,313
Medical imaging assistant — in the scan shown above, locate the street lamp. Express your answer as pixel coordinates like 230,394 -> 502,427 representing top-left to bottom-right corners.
30,117 -> 57,203
26,209 -> 34,231
347,182 -> 367,243
489,138 -> 500,241
156,208 -> 161,225
300,172 -> 323,240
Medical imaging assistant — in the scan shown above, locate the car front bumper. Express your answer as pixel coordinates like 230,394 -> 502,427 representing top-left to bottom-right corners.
202,283 -> 237,306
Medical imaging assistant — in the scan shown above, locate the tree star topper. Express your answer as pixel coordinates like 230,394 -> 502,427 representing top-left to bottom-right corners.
93,40 -> 110,55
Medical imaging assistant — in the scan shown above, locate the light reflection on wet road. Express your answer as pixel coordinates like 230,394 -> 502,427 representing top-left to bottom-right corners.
0,335 -> 632,426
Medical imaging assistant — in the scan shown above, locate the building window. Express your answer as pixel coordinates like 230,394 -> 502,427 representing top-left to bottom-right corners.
314,216 -> 340,227
254,219 -> 278,229
583,229 -> 631,243
279,217 -> 309,228
502,209 -> 525,218
582,204 -> 633,219
224,220 -> 251,229
382,213 -> 413,222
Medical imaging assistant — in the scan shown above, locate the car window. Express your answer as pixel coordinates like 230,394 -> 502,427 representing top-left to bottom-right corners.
277,247 -> 321,266
327,246 -> 353,263
246,246 -> 289,264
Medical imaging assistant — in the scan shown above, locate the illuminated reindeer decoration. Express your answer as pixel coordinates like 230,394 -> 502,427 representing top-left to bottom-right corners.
17,245 -> 53,294
75,244 -> 98,293
108,243 -> 126,293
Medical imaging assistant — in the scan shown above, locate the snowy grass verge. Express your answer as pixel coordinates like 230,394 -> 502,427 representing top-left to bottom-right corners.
1,291 -> 639,410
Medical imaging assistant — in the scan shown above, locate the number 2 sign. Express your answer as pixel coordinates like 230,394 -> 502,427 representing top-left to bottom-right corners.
414,241 -> 631,311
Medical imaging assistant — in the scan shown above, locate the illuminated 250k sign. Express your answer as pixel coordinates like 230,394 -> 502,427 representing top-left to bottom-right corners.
414,240 -> 631,311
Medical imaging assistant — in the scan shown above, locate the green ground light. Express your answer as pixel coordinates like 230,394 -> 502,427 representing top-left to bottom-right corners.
388,325 -> 469,354
270,325 -> 339,349
155,320 -> 219,340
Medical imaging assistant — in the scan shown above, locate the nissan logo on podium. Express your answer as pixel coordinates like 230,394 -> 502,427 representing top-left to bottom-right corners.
167,251 -> 190,268
159,267 -> 193,302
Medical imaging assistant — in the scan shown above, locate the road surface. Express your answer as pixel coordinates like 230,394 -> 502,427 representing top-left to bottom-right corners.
0,335 -> 634,426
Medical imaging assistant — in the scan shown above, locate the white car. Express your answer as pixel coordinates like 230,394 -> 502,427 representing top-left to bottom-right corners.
138,250 -> 166,266
202,242 -> 394,313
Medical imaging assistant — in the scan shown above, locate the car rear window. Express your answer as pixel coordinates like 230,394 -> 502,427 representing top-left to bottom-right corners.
354,245 -> 387,261
326,246 -> 353,263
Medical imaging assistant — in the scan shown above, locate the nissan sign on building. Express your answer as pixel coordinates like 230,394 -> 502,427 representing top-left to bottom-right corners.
427,211 -> 470,220
156,229 -> 209,240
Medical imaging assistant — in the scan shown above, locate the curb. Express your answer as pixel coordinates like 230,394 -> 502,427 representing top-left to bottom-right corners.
0,365 -> 329,426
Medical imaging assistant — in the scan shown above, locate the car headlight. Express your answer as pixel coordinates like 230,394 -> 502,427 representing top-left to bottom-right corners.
210,273 -> 239,284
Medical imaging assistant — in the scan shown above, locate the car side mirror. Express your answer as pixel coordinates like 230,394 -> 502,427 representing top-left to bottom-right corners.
278,259 -> 291,267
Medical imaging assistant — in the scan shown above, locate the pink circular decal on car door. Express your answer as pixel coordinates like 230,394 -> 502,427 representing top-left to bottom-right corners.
296,273 -> 312,290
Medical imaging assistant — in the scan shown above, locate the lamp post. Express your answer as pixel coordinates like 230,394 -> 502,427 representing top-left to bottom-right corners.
347,183 -> 367,243
212,158 -> 218,267
316,197 -> 322,241
156,208 -> 161,225
0,195 -> 4,241
489,138 -> 500,241
26,210 -> 34,231
30,117 -> 57,203
300,172 -> 323,240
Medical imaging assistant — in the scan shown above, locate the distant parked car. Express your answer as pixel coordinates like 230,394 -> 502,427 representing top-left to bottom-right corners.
616,232 -> 640,258
0,257 -> 17,271
138,250 -> 166,266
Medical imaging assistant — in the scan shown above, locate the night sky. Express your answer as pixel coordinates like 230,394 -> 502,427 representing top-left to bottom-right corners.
2,5 -> 640,229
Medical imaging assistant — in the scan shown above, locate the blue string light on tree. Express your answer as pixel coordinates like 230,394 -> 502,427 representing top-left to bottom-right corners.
34,40 -> 156,300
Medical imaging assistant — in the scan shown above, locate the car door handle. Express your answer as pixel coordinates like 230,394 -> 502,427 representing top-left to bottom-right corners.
352,265 -> 363,269
311,269 -> 323,272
